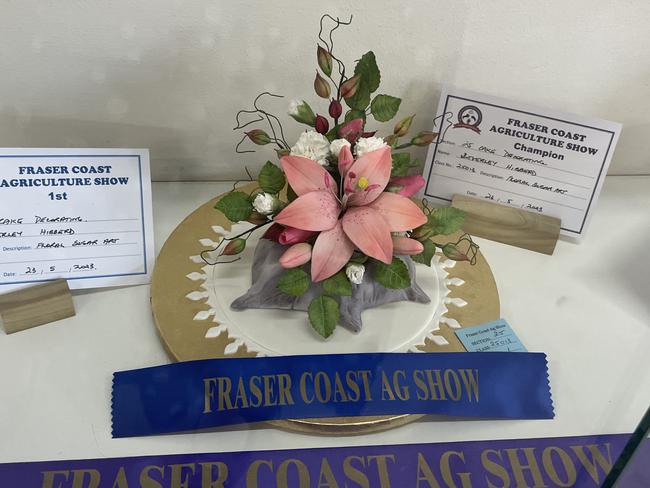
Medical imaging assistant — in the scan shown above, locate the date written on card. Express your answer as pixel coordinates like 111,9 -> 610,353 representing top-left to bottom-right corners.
0,148 -> 154,292
422,88 -> 621,237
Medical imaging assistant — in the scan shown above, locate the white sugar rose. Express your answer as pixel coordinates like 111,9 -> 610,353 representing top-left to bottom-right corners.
329,138 -> 351,158
290,130 -> 331,166
252,192 -> 278,216
355,136 -> 388,157
345,263 -> 365,285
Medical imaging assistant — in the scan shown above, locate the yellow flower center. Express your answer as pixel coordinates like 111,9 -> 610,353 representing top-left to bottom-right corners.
357,176 -> 369,189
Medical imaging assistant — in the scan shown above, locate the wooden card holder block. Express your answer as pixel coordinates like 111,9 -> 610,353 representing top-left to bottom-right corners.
0,279 -> 75,334
451,194 -> 561,255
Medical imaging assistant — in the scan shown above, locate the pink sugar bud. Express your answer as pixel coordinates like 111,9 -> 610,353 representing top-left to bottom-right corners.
338,118 -> 364,142
442,243 -> 469,262
317,45 -> 333,77
279,242 -> 312,268
411,131 -> 437,146
392,236 -> 424,255
315,114 -> 329,135
387,175 -> 425,197
314,72 -> 331,99
278,227 -> 317,245
340,75 -> 360,99
245,129 -> 272,145
338,144 -> 354,177
329,99 -> 342,119
222,238 -> 246,256
394,114 -> 415,137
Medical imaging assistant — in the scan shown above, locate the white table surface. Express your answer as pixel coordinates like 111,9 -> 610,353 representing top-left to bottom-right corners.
1,176 -> 649,463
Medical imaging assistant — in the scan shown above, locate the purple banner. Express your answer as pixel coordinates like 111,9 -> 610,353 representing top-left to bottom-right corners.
1,433 -> 648,487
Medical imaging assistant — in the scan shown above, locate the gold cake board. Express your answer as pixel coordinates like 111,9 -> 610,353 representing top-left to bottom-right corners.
151,183 -> 500,435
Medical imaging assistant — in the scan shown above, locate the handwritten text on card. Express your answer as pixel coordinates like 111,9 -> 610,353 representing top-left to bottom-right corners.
0,149 -> 154,292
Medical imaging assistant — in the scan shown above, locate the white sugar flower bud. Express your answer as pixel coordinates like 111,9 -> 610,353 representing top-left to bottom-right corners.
288,100 -> 300,116
329,138 -> 351,158
252,192 -> 279,216
288,100 -> 316,126
355,136 -> 388,157
345,263 -> 365,285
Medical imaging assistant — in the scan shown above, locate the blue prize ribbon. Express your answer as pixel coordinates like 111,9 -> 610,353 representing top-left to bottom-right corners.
112,352 -> 553,437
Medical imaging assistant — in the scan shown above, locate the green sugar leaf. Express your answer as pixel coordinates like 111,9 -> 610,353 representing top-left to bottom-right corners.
258,161 -> 286,194
373,258 -> 411,289
277,268 -> 310,296
308,295 -> 339,338
411,239 -> 436,267
431,207 -> 466,235
214,191 -> 253,222
371,94 -> 402,122
323,270 -> 353,296
355,51 -> 381,93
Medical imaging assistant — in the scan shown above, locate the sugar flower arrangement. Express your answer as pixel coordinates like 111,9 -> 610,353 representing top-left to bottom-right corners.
212,15 -> 478,338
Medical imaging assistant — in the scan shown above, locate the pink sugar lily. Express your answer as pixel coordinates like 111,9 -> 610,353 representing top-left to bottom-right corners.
274,148 -> 427,282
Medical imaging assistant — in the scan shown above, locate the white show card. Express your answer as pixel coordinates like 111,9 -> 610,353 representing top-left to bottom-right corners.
422,88 -> 621,237
0,148 -> 154,292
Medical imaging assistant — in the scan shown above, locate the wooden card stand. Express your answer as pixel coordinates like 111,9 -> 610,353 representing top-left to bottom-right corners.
451,194 -> 561,255
0,279 -> 75,334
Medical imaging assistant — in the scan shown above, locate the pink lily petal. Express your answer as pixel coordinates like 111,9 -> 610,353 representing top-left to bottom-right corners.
387,175 -> 425,197
345,146 -> 392,206
310,222 -> 355,282
392,236 -> 424,255
274,190 -> 340,231
368,192 -> 427,232
278,227 -> 318,245
280,155 -> 337,196
342,207 -> 393,264
338,145 -> 354,178
279,243 -> 312,268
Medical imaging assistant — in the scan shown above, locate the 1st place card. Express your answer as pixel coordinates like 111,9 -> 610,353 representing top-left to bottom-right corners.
0,148 -> 154,292
422,88 -> 622,237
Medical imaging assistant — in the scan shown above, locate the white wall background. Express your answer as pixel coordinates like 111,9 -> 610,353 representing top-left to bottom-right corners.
0,1 -> 648,180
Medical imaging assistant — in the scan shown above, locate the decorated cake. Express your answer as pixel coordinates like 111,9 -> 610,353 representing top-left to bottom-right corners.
203,15 -> 478,340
